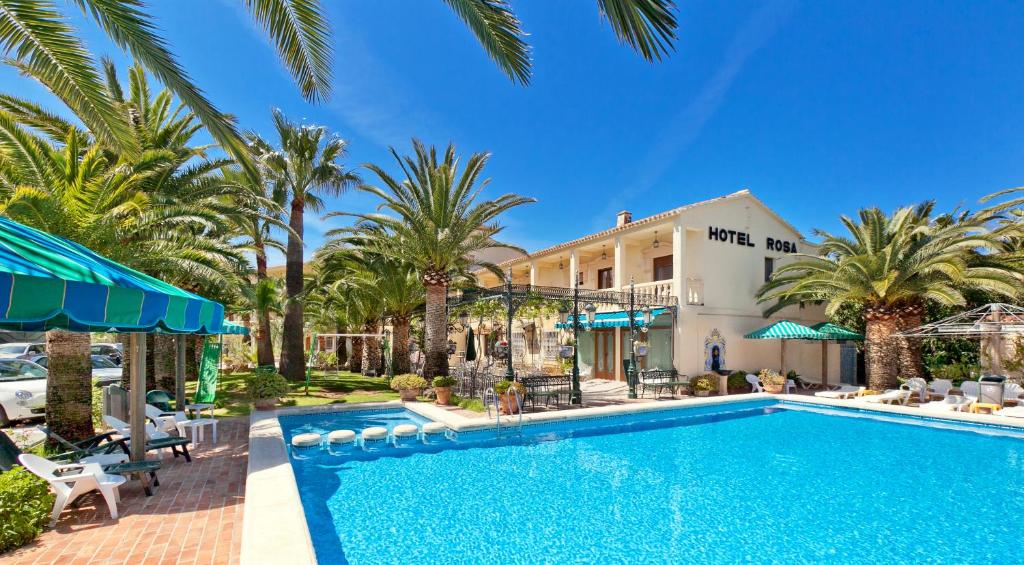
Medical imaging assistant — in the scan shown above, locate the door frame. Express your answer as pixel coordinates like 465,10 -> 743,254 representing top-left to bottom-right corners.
593,329 -> 615,379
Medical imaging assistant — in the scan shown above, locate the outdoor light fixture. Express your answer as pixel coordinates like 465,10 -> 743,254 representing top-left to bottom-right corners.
558,305 -> 569,325
458,309 -> 469,327
652,231 -> 660,249
642,305 -> 653,326
447,340 -> 457,355
601,245 -> 607,260
584,303 -> 597,328
558,257 -> 564,269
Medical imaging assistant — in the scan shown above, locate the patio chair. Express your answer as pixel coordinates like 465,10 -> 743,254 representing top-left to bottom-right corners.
814,385 -> 864,399
746,374 -> 763,393
18,453 -> 126,526
1003,382 -> 1024,404
144,403 -> 188,435
103,415 -> 192,462
859,389 -> 911,405
900,377 -> 928,403
785,379 -> 797,394
926,379 -> 954,400
32,426 -> 162,495
959,381 -> 980,405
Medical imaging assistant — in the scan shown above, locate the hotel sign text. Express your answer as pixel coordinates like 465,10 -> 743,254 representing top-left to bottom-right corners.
708,227 -> 797,253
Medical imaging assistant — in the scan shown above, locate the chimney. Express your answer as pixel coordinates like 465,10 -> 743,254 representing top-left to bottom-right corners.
616,210 -> 632,227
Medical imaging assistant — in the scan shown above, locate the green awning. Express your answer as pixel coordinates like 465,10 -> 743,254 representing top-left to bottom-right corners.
810,322 -> 863,341
744,320 -> 825,340
556,308 -> 670,329
0,216 -> 234,335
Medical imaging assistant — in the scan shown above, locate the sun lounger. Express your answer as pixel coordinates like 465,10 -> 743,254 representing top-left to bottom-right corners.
38,426 -> 162,495
18,453 -> 127,526
996,406 -> 1024,418
918,395 -> 972,412
859,389 -> 911,405
103,415 -> 192,462
900,378 -> 928,403
926,379 -> 954,400
814,385 -> 864,399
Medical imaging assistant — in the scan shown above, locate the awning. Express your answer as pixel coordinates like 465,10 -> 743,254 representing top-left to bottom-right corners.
744,320 -> 825,340
222,321 -> 250,336
810,322 -> 863,341
556,308 -> 670,329
0,216 -> 230,334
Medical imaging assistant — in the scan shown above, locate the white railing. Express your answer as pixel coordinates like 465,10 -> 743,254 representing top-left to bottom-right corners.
631,281 -> 673,300
686,277 -> 704,305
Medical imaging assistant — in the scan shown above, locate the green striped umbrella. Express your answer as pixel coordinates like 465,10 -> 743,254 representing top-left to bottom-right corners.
744,320 -> 826,340
810,322 -> 863,341
0,216 -> 239,335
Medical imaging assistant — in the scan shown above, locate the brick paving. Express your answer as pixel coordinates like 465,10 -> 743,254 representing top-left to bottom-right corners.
5,417 -> 249,565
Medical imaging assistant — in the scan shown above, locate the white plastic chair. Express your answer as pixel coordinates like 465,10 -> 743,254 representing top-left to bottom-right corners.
1003,382 -> 1024,404
144,404 -> 188,435
900,377 -> 928,403
814,385 -> 864,399
745,374 -> 762,393
960,381 -> 980,405
785,379 -> 797,394
104,414 -> 169,441
926,379 -> 954,400
18,453 -> 126,526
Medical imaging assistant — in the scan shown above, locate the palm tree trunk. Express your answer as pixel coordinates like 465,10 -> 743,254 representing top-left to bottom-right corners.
255,250 -> 276,368
154,334 -> 176,391
45,330 -> 93,441
423,282 -> 449,379
350,336 -> 363,373
392,316 -> 411,374
279,198 -> 306,381
865,307 -> 899,391
895,304 -> 925,380
187,334 -> 202,381
119,333 -> 131,389
335,324 -> 348,367
145,334 -> 156,390
362,320 -> 380,376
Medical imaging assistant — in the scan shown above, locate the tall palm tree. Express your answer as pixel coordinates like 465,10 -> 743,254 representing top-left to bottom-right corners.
0,0 -> 677,167
756,205 -> 1020,391
347,139 -> 533,378
251,109 -> 360,380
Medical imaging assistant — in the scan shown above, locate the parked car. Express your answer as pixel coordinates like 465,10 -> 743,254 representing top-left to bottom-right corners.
0,342 -> 45,359
90,343 -> 123,366
0,358 -> 47,426
26,355 -> 123,387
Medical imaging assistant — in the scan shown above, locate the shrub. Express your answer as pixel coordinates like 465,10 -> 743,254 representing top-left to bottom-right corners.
0,466 -> 55,553
390,374 -> 428,391
727,370 -> 748,390
931,362 -> 980,386
493,380 -> 526,395
758,369 -> 786,387
432,375 -> 457,388
244,371 -> 290,401
692,374 -> 717,392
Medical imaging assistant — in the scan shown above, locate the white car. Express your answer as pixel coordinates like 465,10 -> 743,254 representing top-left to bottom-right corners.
0,358 -> 47,426
27,355 -> 123,386
0,342 -> 45,359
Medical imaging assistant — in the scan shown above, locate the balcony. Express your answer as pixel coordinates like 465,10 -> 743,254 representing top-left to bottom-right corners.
631,280 -> 673,300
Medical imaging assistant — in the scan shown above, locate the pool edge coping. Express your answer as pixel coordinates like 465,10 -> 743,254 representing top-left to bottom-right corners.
243,392 -> 1024,563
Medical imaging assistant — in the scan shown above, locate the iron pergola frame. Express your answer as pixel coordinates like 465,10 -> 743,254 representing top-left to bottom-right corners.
449,274 -> 677,402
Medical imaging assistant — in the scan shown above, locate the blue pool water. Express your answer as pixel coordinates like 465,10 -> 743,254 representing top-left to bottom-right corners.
283,402 -> 1024,564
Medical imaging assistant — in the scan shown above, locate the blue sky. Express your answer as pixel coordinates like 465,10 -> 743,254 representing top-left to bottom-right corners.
2,1 -> 1023,264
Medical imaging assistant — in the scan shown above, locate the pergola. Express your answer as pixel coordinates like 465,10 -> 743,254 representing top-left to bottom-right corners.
897,303 -> 1024,375
450,275 -> 676,401
0,216 -> 244,464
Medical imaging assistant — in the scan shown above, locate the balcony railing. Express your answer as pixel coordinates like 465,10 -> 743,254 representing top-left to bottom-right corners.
686,277 -> 704,305
632,280 -> 673,300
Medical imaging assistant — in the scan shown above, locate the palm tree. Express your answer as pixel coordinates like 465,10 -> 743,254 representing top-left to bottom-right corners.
347,139 -> 533,378
251,110 -> 360,380
756,205 -> 1020,391
0,0 -> 677,166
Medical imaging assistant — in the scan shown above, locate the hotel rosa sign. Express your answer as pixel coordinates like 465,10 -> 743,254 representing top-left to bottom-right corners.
708,226 -> 798,253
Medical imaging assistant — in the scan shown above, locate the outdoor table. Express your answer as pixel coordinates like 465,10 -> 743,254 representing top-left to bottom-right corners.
177,418 -> 218,445
969,402 -> 1001,414
185,403 -> 216,419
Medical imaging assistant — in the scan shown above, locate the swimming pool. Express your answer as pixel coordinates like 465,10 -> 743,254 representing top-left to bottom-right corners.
281,401 -> 1024,564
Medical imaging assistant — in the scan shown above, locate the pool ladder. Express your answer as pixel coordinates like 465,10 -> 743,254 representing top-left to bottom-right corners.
484,386 -> 523,437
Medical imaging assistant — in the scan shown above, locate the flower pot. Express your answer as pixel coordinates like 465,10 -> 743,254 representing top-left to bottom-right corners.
399,388 -> 421,401
254,398 -> 276,410
558,345 -> 575,359
695,390 -> 710,397
499,393 -> 521,415
435,386 -> 452,406
763,383 -> 784,394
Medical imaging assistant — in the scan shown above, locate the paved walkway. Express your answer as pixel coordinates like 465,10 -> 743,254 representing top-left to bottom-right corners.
6,417 -> 248,565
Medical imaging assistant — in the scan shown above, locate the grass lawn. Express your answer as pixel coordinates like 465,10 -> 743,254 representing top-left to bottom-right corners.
186,370 -> 401,418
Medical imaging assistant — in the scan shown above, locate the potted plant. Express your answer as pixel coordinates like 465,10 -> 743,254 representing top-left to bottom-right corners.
494,380 -> 526,414
727,370 -> 749,394
390,374 -> 428,401
758,369 -> 786,393
559,337 -> 575,359
432,375 -> 456,406
245,370 -> 290,410
691,374 -> 716,397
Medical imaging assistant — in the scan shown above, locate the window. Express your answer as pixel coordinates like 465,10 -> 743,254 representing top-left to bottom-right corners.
764,257 -> 775,282
542,331 -> 559,361
576,271 -> 584,285
653,255 -> 673,281
512,331 -> 526,360
597,267 -> 614,289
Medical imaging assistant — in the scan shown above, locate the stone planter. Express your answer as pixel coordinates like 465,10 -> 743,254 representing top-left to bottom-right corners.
254,398 -> 276,410
434,386 -> 452,406
763,382 -> 784,394
694,390 -> 711,397
399,388 -> 421,402
499,393 -> 521,415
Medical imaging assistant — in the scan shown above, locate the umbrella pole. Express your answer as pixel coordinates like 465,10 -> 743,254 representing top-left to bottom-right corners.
129,332 -> 147,462
821,341 -> 828,387
781,340 -> 787,375
175,335 -> 186,410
